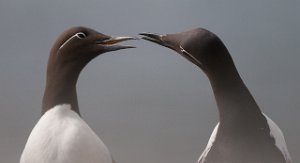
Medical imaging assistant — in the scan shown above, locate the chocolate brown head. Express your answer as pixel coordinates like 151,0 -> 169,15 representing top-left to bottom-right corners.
140,28 -> 235,78
42,27 -> 136,114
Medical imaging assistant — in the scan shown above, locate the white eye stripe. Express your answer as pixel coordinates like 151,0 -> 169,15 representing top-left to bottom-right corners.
59,32 -> 86,50
75,32 -> 86,39
180,45 -> 203,67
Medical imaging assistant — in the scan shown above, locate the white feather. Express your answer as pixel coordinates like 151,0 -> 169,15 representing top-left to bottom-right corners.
198,123 -> 219,163
20,104 -> 113,163
198,114 -> 292,163
263,114 -> 293,163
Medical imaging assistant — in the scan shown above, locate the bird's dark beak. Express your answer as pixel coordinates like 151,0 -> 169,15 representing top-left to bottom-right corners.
139,33 -> 164,44
140,32 -> 204,69
139,32 -> 182,52
96,36 -> 137,51
140,33 -> 170,48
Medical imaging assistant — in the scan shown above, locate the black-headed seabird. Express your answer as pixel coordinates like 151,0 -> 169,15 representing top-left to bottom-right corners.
20,27 -> 135,163
140,28 -> 292,163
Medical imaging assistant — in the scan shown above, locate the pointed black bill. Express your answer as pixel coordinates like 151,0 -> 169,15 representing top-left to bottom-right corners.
139,33 -> 167,46
97,36 -> 138,51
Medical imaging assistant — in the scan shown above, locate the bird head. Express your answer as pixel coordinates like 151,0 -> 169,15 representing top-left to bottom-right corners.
140,28 -> 230,72
47,26 -> 136,75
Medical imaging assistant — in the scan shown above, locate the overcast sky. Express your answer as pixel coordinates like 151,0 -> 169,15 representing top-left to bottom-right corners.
0,0 -> 299,162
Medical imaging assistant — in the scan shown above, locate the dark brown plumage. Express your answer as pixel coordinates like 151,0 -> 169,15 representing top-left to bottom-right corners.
42,26 -> 135,115
140,28 -> 292,163
20,26 -> 135,163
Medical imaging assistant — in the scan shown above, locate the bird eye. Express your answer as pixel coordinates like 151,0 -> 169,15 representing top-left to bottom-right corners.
59,32 -> 87,49
75,32 -> 87,39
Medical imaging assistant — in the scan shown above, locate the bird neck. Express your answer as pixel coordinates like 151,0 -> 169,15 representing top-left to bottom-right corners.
42,63 -> 81,115
206,55 -> 263,126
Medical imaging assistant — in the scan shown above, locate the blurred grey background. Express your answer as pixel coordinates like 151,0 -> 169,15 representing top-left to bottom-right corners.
0,0 -> 299,162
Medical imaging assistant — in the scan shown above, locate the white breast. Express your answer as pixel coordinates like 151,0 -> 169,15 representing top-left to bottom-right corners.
263,114 -> 293,163
20,104 -> 113,163
198,114 -> 293,163
198,123 -> 219,163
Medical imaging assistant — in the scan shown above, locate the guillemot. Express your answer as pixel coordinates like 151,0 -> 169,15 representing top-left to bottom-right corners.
140,28 -> 292,163
20,26 -> 136,163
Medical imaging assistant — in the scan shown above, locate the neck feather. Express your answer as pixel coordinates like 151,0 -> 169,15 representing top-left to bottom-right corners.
205,54 -> 263,126
42,62 -> 81,115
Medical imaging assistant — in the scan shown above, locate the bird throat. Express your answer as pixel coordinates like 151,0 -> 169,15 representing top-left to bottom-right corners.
42,65 -> 81,115
207,62 -> 263,126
